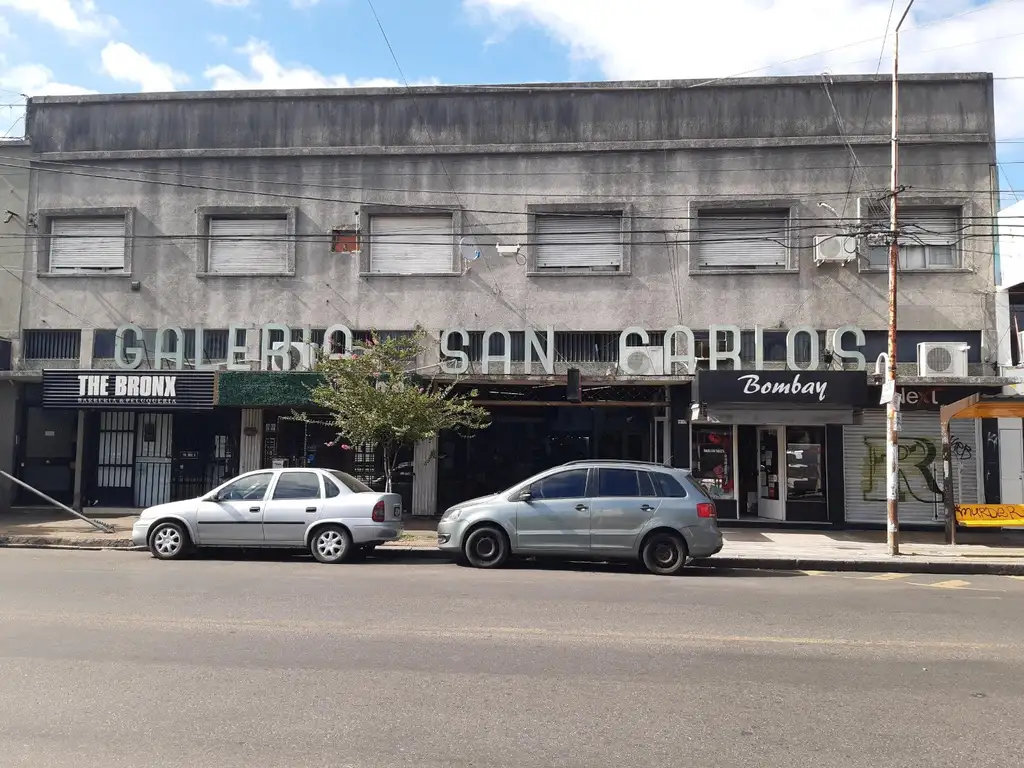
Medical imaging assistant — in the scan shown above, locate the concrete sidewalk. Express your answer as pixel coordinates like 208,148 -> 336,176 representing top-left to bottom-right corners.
3,509 -> 1024,574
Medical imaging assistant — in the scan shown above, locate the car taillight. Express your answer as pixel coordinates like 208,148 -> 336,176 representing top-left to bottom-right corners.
372,501 -> 385,522
696,502 -> 716,519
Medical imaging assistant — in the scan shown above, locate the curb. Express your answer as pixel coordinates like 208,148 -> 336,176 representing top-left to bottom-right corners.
689,556 -> 1024,576
3,538 -> 1024,575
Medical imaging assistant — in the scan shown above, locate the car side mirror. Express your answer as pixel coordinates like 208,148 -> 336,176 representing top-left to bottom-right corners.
519,490 -> 533,502
207,492 -> 221,502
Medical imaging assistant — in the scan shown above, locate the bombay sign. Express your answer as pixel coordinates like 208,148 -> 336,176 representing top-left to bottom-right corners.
111,323 -> 871,375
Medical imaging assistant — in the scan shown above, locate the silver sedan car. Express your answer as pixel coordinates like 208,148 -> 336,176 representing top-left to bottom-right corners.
436,460 -> 723,575
132,468 -> 404,563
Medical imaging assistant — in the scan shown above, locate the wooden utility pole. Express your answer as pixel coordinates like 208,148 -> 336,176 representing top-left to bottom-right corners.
886,0 -> 916,557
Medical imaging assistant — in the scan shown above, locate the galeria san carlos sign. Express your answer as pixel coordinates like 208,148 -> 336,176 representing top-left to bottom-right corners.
110,323 -> 872,375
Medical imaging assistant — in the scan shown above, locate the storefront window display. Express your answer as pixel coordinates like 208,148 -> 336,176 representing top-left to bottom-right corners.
785,426 -> 825,501
691,426 -> 735,499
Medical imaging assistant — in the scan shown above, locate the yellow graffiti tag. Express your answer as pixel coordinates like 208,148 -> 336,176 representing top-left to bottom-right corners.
955,504 -> 1024,527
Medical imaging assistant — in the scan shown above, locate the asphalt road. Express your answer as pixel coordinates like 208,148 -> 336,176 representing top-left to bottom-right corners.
2,550 -> 1024,768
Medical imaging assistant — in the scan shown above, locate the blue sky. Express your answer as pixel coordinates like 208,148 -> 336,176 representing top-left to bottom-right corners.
2,0 -> 1024,201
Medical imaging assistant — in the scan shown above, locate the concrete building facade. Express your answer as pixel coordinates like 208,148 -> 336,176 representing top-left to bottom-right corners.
0,139 -> 30,510
6,74 -> 1009,527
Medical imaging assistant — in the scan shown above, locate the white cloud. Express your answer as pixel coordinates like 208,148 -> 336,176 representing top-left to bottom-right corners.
465,0 -> 1024,140
0,62 -> 95,137
204,39 -> 436,90
0,16 -> 11,37
100,42 -> 189,92
0,0 -> 112,37
290,0 -> 322,7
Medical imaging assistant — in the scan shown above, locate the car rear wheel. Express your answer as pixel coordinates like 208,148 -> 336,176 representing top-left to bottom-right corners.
641,531 -> 688,576
148,521 -> 189,560
310,525 -> 352,564
462,525 -> 509,569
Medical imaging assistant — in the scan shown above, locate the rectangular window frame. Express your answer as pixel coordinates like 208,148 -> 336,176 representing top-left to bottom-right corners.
689,199 -> 797,275
526,203 -> 632,276
784,426 -> 826,502
196,205 -> 296,277
36,207 -> 135,277
857,196 -> 971,274
359,205 -> 462,277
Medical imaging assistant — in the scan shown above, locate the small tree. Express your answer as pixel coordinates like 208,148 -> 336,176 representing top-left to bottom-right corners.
299,330 -> 490,492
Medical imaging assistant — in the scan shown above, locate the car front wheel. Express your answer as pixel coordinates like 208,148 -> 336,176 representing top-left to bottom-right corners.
462,525 -> 509,569
310,525 -> 352,564
148,521 -> 189,560
641,531 -> 688,576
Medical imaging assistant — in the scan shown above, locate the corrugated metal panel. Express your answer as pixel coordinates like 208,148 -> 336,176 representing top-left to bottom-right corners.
208,218 -> 288,274
239,409 -> 264,474
369,215 -> 453,274
535,215 -> 622,268
22,330 -> 81,360
697,212 -> 788,268
843,411 -> 979,525
412,436 -> 437,517
50,218 -> 125,271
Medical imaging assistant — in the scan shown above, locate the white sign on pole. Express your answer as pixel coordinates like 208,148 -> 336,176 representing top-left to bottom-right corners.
880,380 -> 895,405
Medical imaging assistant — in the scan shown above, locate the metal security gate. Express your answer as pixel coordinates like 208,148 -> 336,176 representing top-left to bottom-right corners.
843,411 -> 980,525
134,413 -> 173,508
95,411 -> 136,507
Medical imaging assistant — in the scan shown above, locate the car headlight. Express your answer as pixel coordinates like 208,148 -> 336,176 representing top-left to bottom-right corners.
441,507 -> 465,522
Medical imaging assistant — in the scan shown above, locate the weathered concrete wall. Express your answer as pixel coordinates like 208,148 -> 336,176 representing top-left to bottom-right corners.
0,141 -> 29,346
17,76 -> 998,362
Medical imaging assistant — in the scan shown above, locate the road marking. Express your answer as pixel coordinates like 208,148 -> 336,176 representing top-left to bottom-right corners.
927,579 -> 972,589
865,573 -> 911,581
799,570 -> 829,576
1008,576 -> 1024,581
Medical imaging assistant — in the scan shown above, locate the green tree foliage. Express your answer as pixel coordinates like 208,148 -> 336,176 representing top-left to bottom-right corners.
301,330 -> 490,491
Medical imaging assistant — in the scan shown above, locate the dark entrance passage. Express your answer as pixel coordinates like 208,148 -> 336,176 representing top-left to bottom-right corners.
436,404 -> 658,514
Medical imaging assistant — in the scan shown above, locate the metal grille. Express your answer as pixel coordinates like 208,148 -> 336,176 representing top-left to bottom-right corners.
97,411 -> 135,491
23,330 -> 81,360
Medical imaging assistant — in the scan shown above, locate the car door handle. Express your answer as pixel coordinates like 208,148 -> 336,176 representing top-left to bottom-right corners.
305,506 -> 317,513
575,504 -> 588,511
641,504 -> 655,512
249,506 -> 260,513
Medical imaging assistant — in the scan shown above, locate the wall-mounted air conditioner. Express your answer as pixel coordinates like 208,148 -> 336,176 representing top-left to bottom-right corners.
813,234 -> 859,266
619,346 -> 665,376
917,342 -> 969,378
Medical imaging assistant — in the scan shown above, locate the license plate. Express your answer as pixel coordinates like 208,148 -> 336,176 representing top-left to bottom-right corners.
393,505 -> 402,518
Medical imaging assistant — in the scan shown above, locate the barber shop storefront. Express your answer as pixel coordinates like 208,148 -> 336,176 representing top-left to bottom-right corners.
689,370 -> 868,524
42,370 -> 237,508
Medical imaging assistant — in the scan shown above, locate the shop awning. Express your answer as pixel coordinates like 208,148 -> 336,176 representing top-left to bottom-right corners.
940,393 -> 1024,422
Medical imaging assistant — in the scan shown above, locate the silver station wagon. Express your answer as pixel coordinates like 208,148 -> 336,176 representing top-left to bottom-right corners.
132,468 -> 404,563
436,460 -> 723,575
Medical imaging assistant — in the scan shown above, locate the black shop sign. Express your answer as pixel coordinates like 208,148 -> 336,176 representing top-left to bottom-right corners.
43,370 -> 215,410
697,370 -> 868,406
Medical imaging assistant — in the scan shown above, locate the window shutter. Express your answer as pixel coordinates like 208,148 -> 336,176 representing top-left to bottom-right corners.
49,218 -> 126,271
208,218 -> 288,274
369,215 -> 453,274
899,208 -> 958,246
697,212 -> 788,268
535,215 -> 622,268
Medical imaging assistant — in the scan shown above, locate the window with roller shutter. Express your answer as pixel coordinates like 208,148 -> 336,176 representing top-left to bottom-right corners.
48,217 -> 128,273
534,214 -> 623,271
695,210 -> 791,271
207,217 -> 289,275
368,215 -> 455,274
863,206 -> 961,271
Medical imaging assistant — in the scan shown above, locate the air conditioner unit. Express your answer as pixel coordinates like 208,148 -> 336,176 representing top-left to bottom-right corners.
813,234 -> 859,266
917,342 -> 969,378
619,346 -> 665,376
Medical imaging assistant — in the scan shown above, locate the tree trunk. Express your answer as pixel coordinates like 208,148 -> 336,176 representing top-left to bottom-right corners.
382,445 -> 393,493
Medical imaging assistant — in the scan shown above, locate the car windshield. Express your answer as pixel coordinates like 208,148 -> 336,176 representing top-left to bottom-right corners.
327,470 -> 373,493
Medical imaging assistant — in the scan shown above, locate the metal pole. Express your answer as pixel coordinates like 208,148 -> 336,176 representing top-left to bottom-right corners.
886,0 -> 916,557
0,470 -> 116,534
940,418 -> 956,545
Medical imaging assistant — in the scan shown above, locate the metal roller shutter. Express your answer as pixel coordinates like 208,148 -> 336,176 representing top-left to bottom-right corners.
843,411 -> 979,525
369,215 -> 453,274
208,218 -> 288,274
535,214 -> 623,269
697,212 -> 788,269
50,218 -> 126,271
